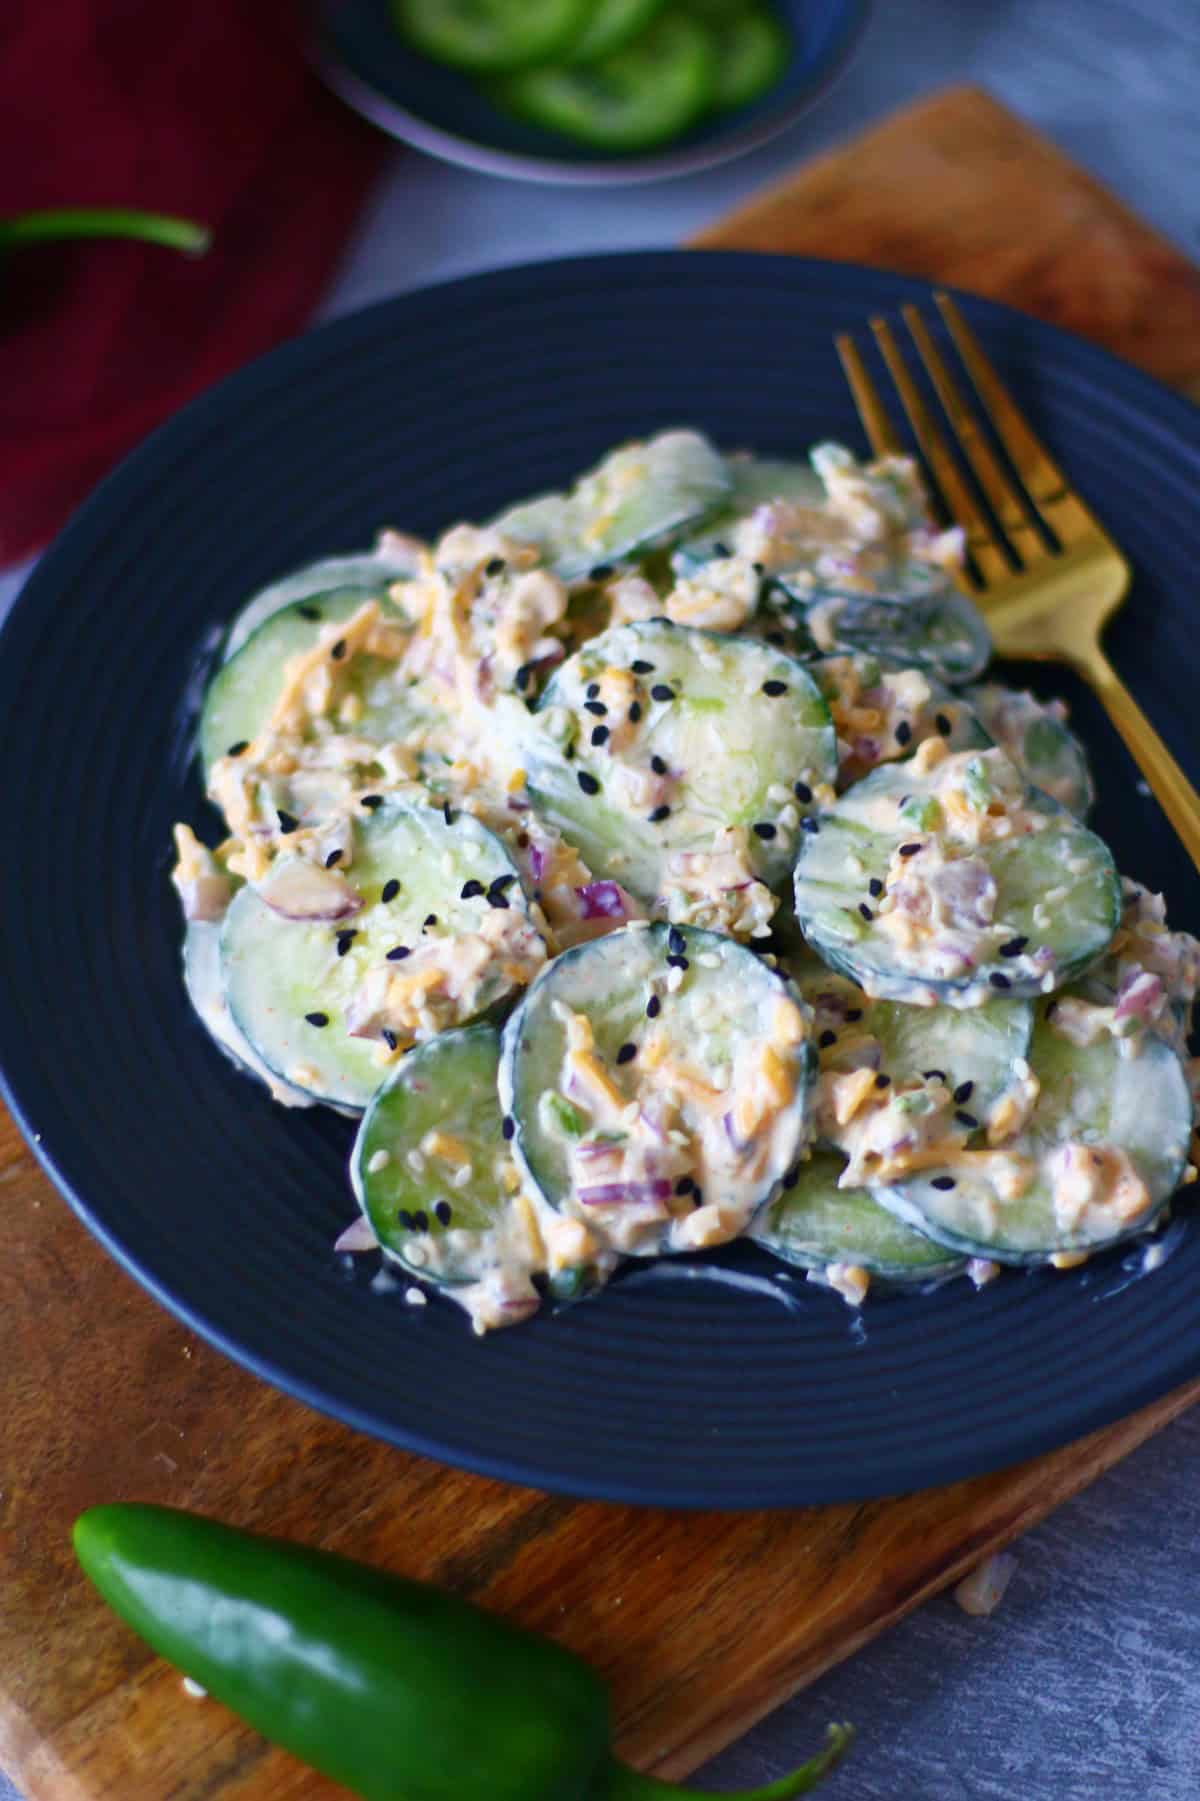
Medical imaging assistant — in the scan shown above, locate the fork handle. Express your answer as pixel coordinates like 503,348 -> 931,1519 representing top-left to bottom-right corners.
1078,648 -> 1200,872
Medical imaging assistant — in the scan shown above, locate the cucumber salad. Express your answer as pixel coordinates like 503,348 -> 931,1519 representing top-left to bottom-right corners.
173,429 -> 1200,1333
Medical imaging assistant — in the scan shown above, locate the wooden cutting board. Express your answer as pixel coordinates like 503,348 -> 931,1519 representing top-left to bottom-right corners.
4,85 -> 1200,1801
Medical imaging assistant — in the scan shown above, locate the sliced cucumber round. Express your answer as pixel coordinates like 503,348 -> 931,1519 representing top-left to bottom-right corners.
494,430 -> 729,582
392,0 -> 589,71
752,1151 -> 965,1283
224,545 -> 421,663
793,749 -> 1120,1007
672,455 -> 824,578
183,922 -> 314,1109
876,1009 -> 1193,1261
351,1025 -> 517,1286
527,618 -> 836,905
779,583 -> 991,686
495,12 -> 717,151
809,652 -> 989,786
966,683 -> 1094,818
200,592 -> 427,780
221,804 -> 544,1111
565,0 -> 666,62
500,923 -> 814,1256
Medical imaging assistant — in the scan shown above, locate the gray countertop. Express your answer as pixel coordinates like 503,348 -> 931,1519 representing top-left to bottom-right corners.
4,2 -> 1199,1796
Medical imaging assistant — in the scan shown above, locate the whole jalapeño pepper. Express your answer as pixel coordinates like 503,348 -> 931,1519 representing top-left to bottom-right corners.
74,1506 -> 851,1801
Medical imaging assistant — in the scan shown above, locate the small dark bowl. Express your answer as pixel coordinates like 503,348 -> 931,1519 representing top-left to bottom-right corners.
314,0 -> 871,185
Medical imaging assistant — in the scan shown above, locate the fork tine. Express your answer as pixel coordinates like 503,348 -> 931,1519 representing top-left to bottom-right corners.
901,304 -> 1050,568
835,333 -> 903,458
869,317 -> 1009,590
933,292 -> 1098,546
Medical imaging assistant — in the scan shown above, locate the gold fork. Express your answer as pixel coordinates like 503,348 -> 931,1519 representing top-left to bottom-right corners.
835,291 -> 1200,871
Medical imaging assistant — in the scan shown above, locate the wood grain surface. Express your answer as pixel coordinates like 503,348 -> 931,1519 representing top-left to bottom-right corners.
3,84 -> 1199,1801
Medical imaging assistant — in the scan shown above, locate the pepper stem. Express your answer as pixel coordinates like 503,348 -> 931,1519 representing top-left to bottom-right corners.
0,209 -> 211,256
597,1724 -> 854,1801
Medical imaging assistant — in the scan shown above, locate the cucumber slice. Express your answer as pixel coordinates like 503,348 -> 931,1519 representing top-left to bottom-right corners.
527,618 -> 836,907
495,13 -> 718,151
351,1025 -> 517,1286
500,923 -> 814,1255
200,594 -> 432,784
672,456 -> 824,577
809,652 -> 989,787
220,804 -> 545,1111
495,430 -> 729,584
780,583 -> 992,686
224,545 -> 421,663
700,2 -> 791,111
785,952 -> 1035,1145
565,0 -> 667,62
793,749 -> 1120,1007
183,922 -> 314,1109
392,0 -> 589,72
876,1009 -> 1193,1261
966,684 -> 1094,818
752,1151 -> 965,1284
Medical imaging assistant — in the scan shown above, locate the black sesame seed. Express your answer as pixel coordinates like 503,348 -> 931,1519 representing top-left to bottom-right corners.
591,724 -> 610,747
382,1029 -> 398,1051
590,563 -> 614,581
875,1073 -> 891,1089
858,903 -> 874,921
381,878 -> 400,903
324,848 -> 343,868
434,1200 -> 453,1227
460,879 -> 484,899
586,681 -> 601,699
648,803 -> 671,822
935,712 -> 953,737
514,664 -> 532,693
276,809 -> 300,834
668,927 -> 686,954
818,1030 -> 838,1049
577,770 -> 601,795
953,1081 -> 975,1105
999,936 -> 1029,957
783,1166 -> 800,1191
488,892 -> 511,911
584,699 -> 608,717
762,679 -> 788,697
398,1209 -> 414,1230
387,945 -> 411,961
335,929 -> 357,957
651,754 -> 668,775
931,1175 -> 957,1191
845,1008 -> 864,1022
649,684 -> 673,704
631,659 -> 655,675
675,1175 -> 696,1196
412,1210 -> 429,1233
616,1042 -> 637,1065
898,841 -> 922,857
923,1069 -> 947,1082
766,631 -> 786,647
895,719 -> 913,747
424,913 -> 437,927
989,972 -> 1012,990
692,1189 -> 705,1208
226,740 -> 249,757
304,1011 -> 328,1028
868,877 -> 884,897
629,701 -> 642,723
442,804 -> 454,826
330,638 -> 347,661
485,556 -> 505,576
360,794 -> 383,810
714,542 -> 732,557
753,821 -> 777,840
752,562 -> 765,577
502,1115 -> 515,1140
955,1110 -> 980,1129
295,603 -> 321,621
794,781 -> 813,803
490,873 -> 516,892
801,816 -> 820,834
646,994 -> 661,1019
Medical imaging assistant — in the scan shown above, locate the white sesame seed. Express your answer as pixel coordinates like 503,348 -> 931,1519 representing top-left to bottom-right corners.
406,1150 -> 427,1176
452,1164 -> 473,1189
367,1149 -> 391,1174
404,1286 -> 427,1306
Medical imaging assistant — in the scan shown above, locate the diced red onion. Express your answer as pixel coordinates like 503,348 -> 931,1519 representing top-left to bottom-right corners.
575,880 -> 629,920
528,843 -> 548,881
577,1179 -> 671,1206
1115,969 -> 1163,1021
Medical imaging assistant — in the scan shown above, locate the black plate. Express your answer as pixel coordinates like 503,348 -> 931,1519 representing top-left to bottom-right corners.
2,253 -> 1198,1508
